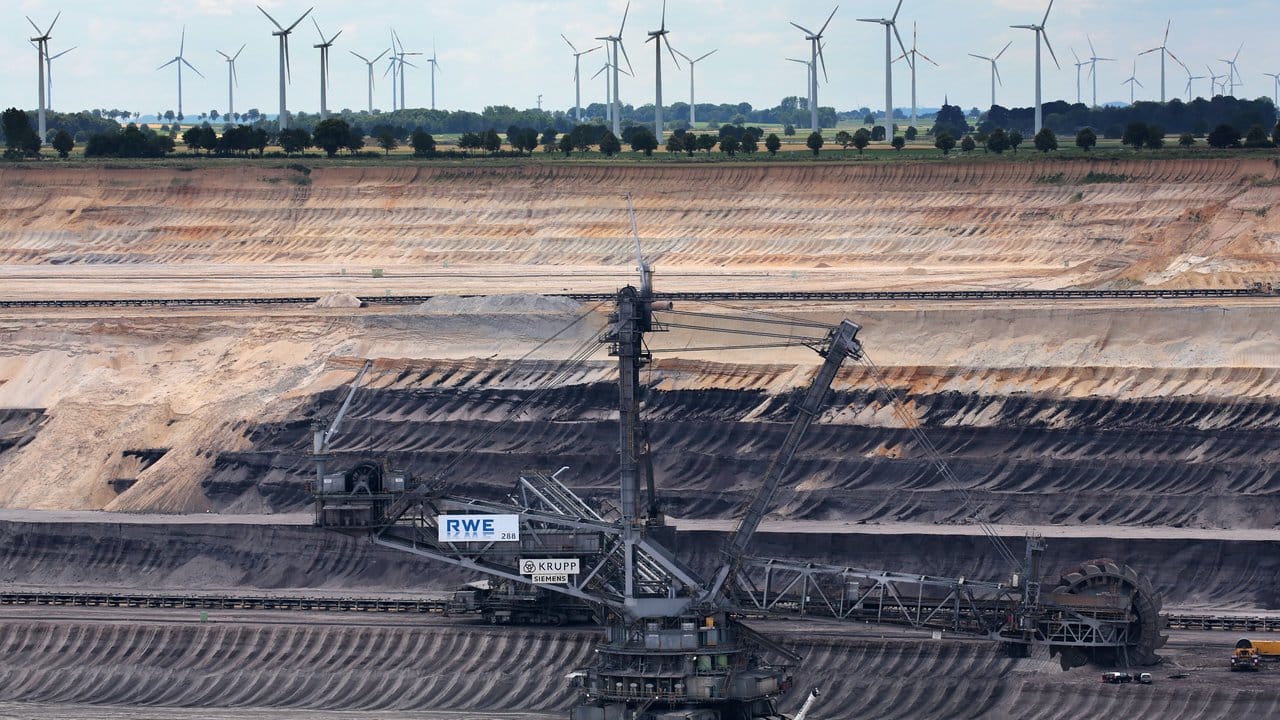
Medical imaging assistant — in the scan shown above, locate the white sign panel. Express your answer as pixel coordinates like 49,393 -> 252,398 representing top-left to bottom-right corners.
532,573 -> 570,584
520,559 -> 581,576
438,514 -> 521,543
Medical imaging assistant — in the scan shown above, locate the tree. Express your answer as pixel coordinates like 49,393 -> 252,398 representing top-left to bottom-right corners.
279,128 -> 313,155
51,129 -> 74,159
806,131 -> 824,156
345,126 -> 366,154
852,128 -> 870,155
864,113 -> 876,125
599,130 -> 621,156
570,125 -> 594,153
410,129 -> 436,157
684,133 -> 699,156
1122,122 -> 1148,151
719,135 -> 741,156
1144,125 -> 1165,150
740,134 -> 758,154
558,133 -> 574,155
1034,127 -> 1058,153
870,125 -> 885,142
1273,121 -> 1280,146
1178,132 -> 1195,148
666,134 -> 683,154
1207,123 -> 1241,149
960,135 -> 976,153
312,118 -> 352,157
765,133 -> 781,156
1008,131 -> 1023,153
1244,124 -> 1272,148
834,130 -> 854,149
783,124 -> 796,137
2,108 -> 36,158
905,125 -> 918,141
935,132 -> 955,155
199,126 -> 218,155
375,129 -> 398,155
482,129 -> 503,154
629,127 -> 658,156
891,136 -> 905,151
696,134 -> 717,154
986,127 -> 1008,154
1075,128 -> 1097,151
182,126 -> 205,154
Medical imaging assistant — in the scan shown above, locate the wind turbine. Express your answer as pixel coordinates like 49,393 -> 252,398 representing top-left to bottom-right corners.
1011,0 -> 1059,134
1121,60 -> 1143,106
392,31 -> 423,110
216,45 -> 245,119
563,35 -> 602,124
968,41 -> 1011,109
27,12 -> 60,140
312,18 -> 342,121
1266,72 -> 1280,116
894,22 -> 937,132
427,43 -> 441,110
1086,36 -> 1115,110
647,0 -> 681,142
859,2 -> 910,141
1138,20 -> 1185,103
673,48 -> 716,126
1220,44 -> 1244,97
258,5 -> 313,131
791,6 -> 837,134
787,56 -> 815,121
596,2 -> 634,137
157,26 -> 204,121
1207,65 -> 1224,98
1070,48 -> 1086,104
32,44 -> 75,110
350,48 -> 390,114
1183,67 -> 1204,102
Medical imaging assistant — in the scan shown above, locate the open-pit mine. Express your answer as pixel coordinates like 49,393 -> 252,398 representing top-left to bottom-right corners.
1,158 -> 1279,719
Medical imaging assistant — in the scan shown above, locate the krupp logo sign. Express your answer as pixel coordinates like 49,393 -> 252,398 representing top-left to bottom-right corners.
520,559 -> 581,575
437,514 -> 520,543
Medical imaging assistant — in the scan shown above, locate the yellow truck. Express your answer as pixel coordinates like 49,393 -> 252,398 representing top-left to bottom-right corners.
1231,639 -> 1280,671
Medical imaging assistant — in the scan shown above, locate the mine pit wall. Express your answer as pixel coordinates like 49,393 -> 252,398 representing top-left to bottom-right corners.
1,520 -> 1276,610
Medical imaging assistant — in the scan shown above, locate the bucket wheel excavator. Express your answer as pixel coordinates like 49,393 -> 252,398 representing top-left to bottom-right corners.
311,197 -> 1166,719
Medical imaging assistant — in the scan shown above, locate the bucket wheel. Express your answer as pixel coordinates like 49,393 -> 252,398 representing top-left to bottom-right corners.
1049,558 -> 1167,667
344,461 -> 383,494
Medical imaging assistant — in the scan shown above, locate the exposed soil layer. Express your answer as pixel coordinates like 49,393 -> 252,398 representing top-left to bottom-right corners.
2,159 -> 1279,296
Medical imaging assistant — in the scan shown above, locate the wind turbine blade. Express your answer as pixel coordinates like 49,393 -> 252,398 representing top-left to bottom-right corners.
786,58 -> 808,65
50,47 -> 76,60
285,38 -> 292,82
350,50 -> 368,62
666,40 -> 681,69
1041,0 -> 1054,27
401,59 -> 418,69
1010,25 -> 1034,30
331,30 -> 343,44
584,46 -> 601,56
1163,19 -> 1171,46
180,25 -> 186,56
996,41 -> 1012,59
592,64 -> 607,79
158,58 -> 179,70
674,48 -> 691,63
790,22 -> 816,35
1087,62 -> 1094,79
1071,47 -> 1080,63
819,5 -> 839,35
1168,50 -> 1187,72
258,6 -> 285,31
232,63 -> 239,87
619,1 -> 629,35
968,53 -> 989,61
234,44 -> 246,62
893,24 -> 910,65
183,58 -> 204,78
374,48 -> 390,62
891,0 -> 902,23
1233,42 -> 1243,63
918,51 -> 939,67
47,12 -> 61,34
619,41 -> 634,76
562,34 -> 578,53
995,64 -> 1003,86
26,16 -> 42,35
660,0 -> 666,32
696,50 -> 717,63
313,16 -> 325,42
1042,31 -> 1060,69
218,50 -> 231,60
818,43 -> 829,83
1088,35 -> 1097,57
1138,48 -> 1159,56
286,8 -> 315,33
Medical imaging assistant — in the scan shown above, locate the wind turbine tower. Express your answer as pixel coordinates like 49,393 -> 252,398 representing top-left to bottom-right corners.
791,7 -> 837,134
33,44 -> 76,110
968,41 -> 1011,109
1121,60 -> 1143,105
1086,37 -> 1115,109
157,26 -> 204,120
258,5 -> 314,131
217,45 -> 246,119
1011,0 -> 1059,134
27,13 -> 61,140
428,43 -> 441,110
1266,72 -> 1280,117
647,0 -> 680,142
1220,44 -> 1243,97
1071,48 -> 1086,104
562,36 -> 601,123
596,2 -> 634,137
859,1 -> 910,141
1138,20 -> 1185,103
895,22 -> 937,132
673,48 -> 716,126
350,48 -> 390,114
393,31 -> 423,110
312,19 -> 342,121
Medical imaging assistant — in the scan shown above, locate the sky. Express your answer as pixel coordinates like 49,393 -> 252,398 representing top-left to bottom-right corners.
3,0 -> 1278,120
